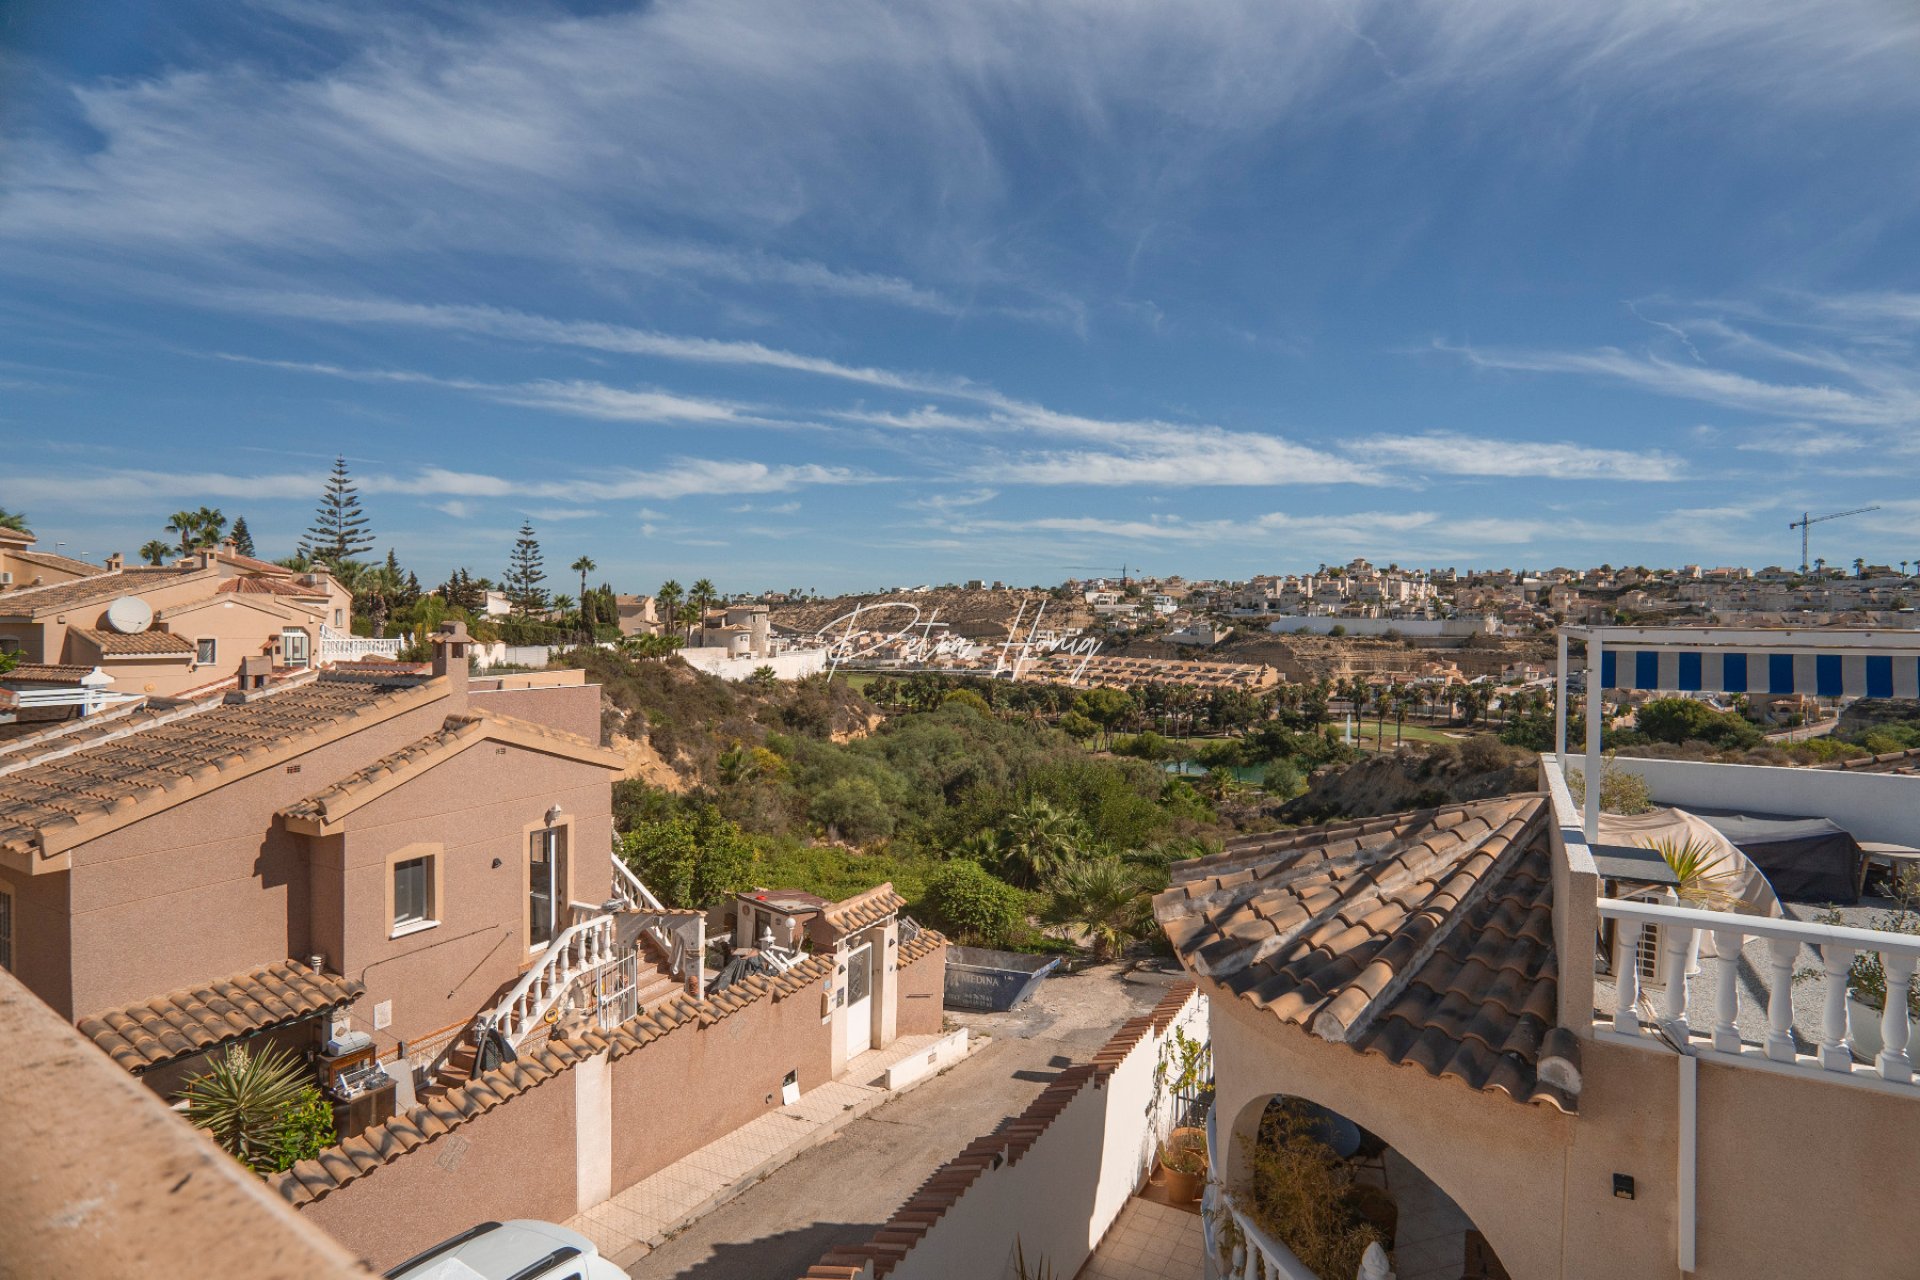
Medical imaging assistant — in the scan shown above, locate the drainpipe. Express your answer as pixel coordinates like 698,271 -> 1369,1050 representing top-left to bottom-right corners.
1678,1051 -> 1697,1273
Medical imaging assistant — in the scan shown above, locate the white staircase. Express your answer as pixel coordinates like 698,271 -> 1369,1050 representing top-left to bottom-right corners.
483,912 -> 619,1049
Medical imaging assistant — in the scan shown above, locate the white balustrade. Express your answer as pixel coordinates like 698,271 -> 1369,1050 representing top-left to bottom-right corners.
1597,898 -> 1920,1088
610,845 -> 706,999
318,624 -> 404,664
484,912 -> 618,1048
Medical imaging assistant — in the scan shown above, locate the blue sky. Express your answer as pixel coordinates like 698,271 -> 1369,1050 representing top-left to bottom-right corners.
3,0 -> 1919,594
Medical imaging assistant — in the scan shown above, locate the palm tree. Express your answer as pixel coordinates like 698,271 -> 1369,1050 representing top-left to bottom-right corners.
181,1042 -> 313,1174
139,539 -> 173,566
356,563 -> 403,636
1041,858 -> 1154,963
166,510 -> 203,554
570,556 -> 596,640
687,578 -> 719,632
657,580 -> 684,636
999,797 -> 1087,888
0,508 -> 26,533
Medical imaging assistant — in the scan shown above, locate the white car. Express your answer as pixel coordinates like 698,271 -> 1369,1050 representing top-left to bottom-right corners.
384,1220 -> 629,1280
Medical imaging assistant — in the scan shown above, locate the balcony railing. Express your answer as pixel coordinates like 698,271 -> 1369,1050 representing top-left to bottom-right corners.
1598,897 -> 1920,1088
317,624 -> 404,664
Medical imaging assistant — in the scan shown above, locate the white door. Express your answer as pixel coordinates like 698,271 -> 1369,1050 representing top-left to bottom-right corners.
843,943 -> 874,1057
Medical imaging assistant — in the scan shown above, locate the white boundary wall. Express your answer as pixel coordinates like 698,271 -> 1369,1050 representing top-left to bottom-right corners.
884,987 -> 1207,1280
676,648 -> 827,682
1609,756 -> 1920,847
1266,616 -> 1494,639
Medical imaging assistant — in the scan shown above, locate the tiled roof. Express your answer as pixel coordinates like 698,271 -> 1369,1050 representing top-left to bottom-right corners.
818,882 -> 908,939
214,579 -> 314,598
1814,747 -> 1920,776
802,983 -> 1197,1280
0,664 -> 96,685
279,710 -> 621,831
1154,794 -> 1579,1111
898,925 -> 947,966
6,549 -> 107,579
79,960 -> 363,1074
0,671 -> 439,857
268,951 -> 840,1206
71,627 -> 197,657
0,566 -> 211,618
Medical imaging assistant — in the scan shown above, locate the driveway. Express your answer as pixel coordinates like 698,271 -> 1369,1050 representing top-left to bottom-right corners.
623,961 -> 1184,1280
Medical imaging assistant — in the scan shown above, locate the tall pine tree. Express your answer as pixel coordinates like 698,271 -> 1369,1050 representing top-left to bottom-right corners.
228,517 -> 256,557
505,523 -> 548,616
299,457 -> 374,564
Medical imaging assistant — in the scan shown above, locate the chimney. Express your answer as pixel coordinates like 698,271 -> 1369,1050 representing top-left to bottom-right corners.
237,654 -> 274,694
104,552 -> 123,572
221,538 -> 238,557
431,619 -> 471,710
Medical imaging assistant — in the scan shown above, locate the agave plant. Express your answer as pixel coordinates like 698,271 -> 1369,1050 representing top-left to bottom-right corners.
1642,836 -> 1740,910
180,1042 -> 315,1173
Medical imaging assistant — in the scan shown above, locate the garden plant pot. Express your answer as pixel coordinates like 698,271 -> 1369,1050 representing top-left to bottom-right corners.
1848,996 -> 1884,1064
1160,1125 -> 1209,1203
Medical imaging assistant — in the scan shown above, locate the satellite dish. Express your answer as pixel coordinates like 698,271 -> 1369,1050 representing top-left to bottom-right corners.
105,596 -> 153,635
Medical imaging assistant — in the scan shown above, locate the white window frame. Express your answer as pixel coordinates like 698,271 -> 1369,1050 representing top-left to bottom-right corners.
528,825 -> 567,952
195,637 -> 217,666
391,855 -> 437,938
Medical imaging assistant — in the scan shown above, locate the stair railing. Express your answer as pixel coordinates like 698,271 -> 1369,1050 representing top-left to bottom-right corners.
481,911 -> 619,1049
611,842 -> 707,999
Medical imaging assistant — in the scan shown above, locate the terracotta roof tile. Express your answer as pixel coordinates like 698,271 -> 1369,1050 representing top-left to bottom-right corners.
1157,793 -> 1578,1111
0,670 -> 438,855
818,882 -> 908,939
6,548 -> 107,579
0,664 -> 98,685
77,960 -> 362,1074
0,565 -> 212,618
71,626 -> 197,657
215,575 -> 319,598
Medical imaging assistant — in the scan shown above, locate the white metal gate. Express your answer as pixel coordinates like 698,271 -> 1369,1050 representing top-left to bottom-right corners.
843,943 -> 874,1057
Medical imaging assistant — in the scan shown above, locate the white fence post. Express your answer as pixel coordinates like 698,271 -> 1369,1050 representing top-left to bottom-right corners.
1879,954 -> 1916,1083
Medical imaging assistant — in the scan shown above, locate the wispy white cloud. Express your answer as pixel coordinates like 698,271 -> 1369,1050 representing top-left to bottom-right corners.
1354,432 -> 1685,480
4,459 -> 884,510
1444,339 -> 1920,429
213,352 -> 761,425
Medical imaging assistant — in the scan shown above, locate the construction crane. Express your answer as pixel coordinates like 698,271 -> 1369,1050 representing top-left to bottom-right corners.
1789,506 -> 1880,575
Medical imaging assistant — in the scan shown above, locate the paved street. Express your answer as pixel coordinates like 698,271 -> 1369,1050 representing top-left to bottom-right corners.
624,962 -> 1183,1280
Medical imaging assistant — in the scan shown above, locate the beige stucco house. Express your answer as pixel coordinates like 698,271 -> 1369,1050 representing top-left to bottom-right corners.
0,542 -> 355,700
1157,756 -> 1920,1278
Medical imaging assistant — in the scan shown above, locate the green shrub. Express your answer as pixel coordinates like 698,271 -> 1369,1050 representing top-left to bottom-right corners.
272,1086 -> 337,1172
1637,697 -> 1762,750
809,775 -> 897,843
621,803 -> 755,908
1261,759 -> 1304,798
927,860 -> 1027,947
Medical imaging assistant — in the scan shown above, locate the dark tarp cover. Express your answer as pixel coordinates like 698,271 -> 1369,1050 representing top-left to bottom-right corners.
1695,809 -> 1862,904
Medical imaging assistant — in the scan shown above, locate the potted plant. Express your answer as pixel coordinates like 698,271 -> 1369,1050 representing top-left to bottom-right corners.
1160,1126 -> 1209,1203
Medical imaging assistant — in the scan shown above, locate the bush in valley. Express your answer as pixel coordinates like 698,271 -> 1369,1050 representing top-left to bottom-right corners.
1455,735 -> 1518,774
621,802 -> 756,908
1635,697 -> 1763,750
927,859 -> 1028,947
1261,759 -> 1305,798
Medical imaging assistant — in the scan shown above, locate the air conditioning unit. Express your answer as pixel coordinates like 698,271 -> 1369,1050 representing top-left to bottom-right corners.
0,572 -> 12,585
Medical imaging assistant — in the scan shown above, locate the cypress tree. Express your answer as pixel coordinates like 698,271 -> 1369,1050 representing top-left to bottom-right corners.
299,457 -> 374,564
505,523 -> 548,616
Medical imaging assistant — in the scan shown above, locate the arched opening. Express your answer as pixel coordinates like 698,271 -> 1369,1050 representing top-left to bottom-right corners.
1214,1091 -> 1510,1280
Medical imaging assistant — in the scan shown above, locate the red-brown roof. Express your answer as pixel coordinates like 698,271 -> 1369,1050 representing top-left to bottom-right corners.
0,565 -> 212,618
1155,794 -> 1578,1111
79,960 -> 363,1074
215,576 -> 317,598
71,627 -> 197,657
0,664 -> 97,685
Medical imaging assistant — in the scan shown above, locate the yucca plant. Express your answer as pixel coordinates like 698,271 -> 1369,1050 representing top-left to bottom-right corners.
181,1042 -> 315,1173
1642,836 -> 1740,910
